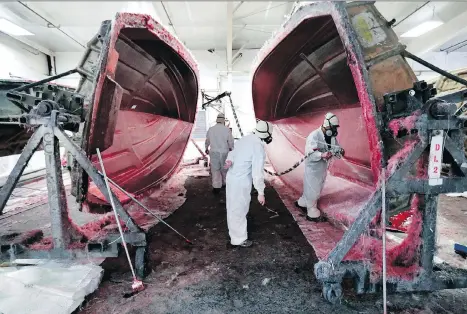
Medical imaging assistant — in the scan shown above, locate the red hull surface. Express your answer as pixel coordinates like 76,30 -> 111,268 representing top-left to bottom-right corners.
252,3 -> 419,232
252,4 -> 376,207
75,13 -> 199,209
251,1 -> 430,281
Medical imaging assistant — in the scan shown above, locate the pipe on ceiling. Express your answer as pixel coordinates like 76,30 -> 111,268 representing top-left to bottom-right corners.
440,39 -> 467,53
17,1 -> 85,49
160,2 -> 178,37
393,1 -> 431,28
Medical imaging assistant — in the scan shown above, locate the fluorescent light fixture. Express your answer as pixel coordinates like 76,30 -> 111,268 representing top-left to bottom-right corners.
0,18 -> 34,36
401,20 -> 443,38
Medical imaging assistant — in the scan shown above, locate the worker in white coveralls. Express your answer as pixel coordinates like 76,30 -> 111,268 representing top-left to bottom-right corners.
205,113 -> 234,194
224,120 -> 273,247
295,112 -> 345,222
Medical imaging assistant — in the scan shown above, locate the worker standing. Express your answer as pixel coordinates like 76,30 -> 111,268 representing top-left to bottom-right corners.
224,120 -> 273,247
205,113 -> 234,194
295,112 -> 344,222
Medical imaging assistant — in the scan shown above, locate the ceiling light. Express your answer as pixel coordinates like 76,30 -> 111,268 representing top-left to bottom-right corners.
400,20 -> 443,38
0,19 -> 34,36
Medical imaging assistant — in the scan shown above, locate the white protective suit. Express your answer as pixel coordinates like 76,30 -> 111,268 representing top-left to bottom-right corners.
297,128 -> 340,218
205,122 -> 234,188
225,134 -> 266,245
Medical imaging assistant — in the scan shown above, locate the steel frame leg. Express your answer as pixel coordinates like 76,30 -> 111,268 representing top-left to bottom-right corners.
0,126 -> 44,215
135,246 -> 147,279
54,126 -> 141,233
0,110 -> 147,276
44,113 -> 78,248
421,194 -> 438,274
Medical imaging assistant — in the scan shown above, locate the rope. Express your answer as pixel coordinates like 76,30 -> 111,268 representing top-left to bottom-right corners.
381,168 -> 388,314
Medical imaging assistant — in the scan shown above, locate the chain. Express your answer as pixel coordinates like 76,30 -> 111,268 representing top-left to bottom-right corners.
227,94 -> 244,137
225,94 -> 342,177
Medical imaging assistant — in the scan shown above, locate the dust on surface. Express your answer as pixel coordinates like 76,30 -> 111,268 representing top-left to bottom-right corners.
77,175 -> 467,314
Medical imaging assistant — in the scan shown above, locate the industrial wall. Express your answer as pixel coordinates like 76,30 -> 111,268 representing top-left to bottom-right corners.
0,32 -> 49,80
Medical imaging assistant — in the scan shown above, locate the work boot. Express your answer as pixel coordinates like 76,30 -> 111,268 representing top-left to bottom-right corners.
212,188 -> 221,194
235,240 -> 253,248
306,215 -> 327,223
306,207 -> 325,222
229,239 -> 253,248
294,201 -> 307,214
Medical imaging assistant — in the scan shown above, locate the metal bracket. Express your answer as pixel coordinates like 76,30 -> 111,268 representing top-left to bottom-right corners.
0,108 -> 146,277
315,86 -> 467,295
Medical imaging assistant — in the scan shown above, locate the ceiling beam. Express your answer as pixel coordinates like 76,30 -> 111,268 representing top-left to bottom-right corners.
288,1 -> 300,16
232,41 -> 249,64
226,2 -> 233,92
226,2 -> 233,72
232,24 -> 246,41
0,32 -> 55,56
233,2 -> 288,21
233,1 -> 244,14
405,10 -> 467,55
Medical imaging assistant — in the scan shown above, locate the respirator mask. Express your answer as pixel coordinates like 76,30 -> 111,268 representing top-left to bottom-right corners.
324,114 -> 339,137
325,126 -> 338,137
263,134 -> 273,144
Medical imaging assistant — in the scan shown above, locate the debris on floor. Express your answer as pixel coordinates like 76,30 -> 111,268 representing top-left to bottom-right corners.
77,170 -> 467,313
261,278 -> 271,286
0,261 -> 102,314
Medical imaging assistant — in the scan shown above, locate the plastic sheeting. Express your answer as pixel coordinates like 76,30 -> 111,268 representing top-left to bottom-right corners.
447,192 -> 467,198
0,262 -> 102,314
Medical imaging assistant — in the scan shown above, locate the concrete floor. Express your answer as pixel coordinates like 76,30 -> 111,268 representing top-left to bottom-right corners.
2,166 -> 467,313
77,168 -> 467,314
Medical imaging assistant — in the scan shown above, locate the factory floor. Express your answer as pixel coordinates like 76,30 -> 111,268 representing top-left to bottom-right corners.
77,169 -> 467,314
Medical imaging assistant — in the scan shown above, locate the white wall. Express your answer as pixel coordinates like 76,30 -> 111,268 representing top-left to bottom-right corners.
410,51 -> 467,81
219,75 -> 256,138
196,49 -> 258,137
0,32 -> 49,80
0,33 -> 52,171
54,52 -> 83,87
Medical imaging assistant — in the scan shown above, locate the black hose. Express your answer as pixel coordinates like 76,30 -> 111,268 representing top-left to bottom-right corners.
402,50 -> 467,86
10,69 -> 79,92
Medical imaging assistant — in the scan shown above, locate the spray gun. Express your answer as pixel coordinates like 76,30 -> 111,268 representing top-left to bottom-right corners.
331,147 -> 345,159
315,146 -> 345,159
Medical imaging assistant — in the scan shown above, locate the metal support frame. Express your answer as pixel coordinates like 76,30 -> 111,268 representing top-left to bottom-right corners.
201,91 -> 228,111
314,81 -> 467,303
201,91 -> 244,137
0,108 -> 147,278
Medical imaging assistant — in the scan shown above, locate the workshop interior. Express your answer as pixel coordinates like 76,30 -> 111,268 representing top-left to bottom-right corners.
1,1 -> 467,313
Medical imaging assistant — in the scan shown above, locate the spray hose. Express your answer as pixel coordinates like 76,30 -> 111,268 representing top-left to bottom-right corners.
263,145 -> 343,177
224,94 -> 344,177
264,152 -> 313,176
225,97 -> 309,176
